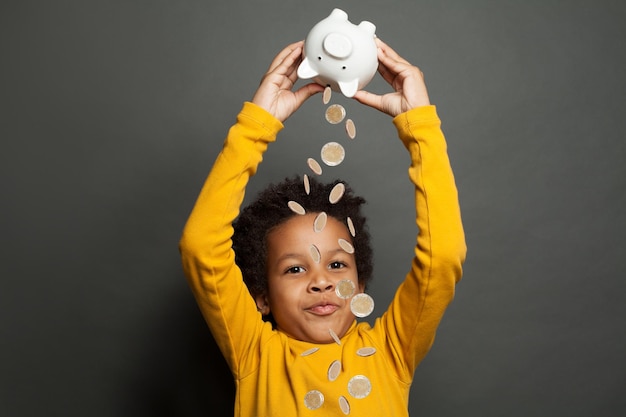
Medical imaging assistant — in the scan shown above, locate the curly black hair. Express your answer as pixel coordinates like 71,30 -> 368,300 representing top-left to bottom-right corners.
232,175 -> 373,300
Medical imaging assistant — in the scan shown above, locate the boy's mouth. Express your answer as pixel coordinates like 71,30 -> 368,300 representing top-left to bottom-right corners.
307,302 -> 339,315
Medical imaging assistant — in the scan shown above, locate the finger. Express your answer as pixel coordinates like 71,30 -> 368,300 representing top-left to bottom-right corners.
352,90 -> 384,112
266,41 -> 304,74
376,58 -> 397,87
274,45 -> 304,87
376,38 -> 411,66
293,82 -> 324,107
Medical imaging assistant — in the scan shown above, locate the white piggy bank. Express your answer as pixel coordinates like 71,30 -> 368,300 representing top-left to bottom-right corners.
297,8 -> 377,98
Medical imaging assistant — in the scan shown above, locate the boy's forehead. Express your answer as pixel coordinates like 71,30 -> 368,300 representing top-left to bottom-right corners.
273,213 -> 350,236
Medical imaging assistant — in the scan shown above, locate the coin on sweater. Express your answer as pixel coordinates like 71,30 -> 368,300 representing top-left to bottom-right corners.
356,347 -> 376,357
301,347 -> 319,357
327,360 -> 341,382
338,396 -> 350,415
304,390 -> 324,410
348,375 -> 371,399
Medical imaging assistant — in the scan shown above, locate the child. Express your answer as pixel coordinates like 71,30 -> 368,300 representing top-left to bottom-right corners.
179,39 -> 466,416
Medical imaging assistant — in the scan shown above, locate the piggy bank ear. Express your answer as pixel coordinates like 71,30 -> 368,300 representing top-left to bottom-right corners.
297,57 -> 319,80
358,21 -> 376,36
338,79 -> 359,98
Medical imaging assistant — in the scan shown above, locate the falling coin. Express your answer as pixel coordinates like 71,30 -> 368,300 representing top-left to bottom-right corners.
325,104 -> 346,124
338,238 -> 354,254
335,279 -> 356,299
323,85 -> 332,104
339,396 -> 350,415
304,174 -> 310,195
310,244 -> 321,263
329,182 -> 345,204
314,212 -> 327,233
320,142 -> 345,166
327,360 -> 342,382
346,217 -> 356,237
288,200 -> 306,215
345,118 -> 356,139
356,347 -> 376,357
304,390 -> 324,410
350,293 -> 374,318
307,157 -> 323,175
329,328 -> 341,345
301,347 -> 320,357
347,375 -> 372,399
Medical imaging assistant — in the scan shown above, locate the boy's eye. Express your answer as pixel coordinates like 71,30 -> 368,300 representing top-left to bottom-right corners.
286,266 -> 305,274
329,261 -> 346,269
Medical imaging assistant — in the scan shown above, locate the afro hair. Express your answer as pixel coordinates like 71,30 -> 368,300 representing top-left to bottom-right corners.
232,175 -> 373,299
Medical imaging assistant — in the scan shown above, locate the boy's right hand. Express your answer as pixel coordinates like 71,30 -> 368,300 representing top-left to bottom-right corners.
252,41 -> 324,123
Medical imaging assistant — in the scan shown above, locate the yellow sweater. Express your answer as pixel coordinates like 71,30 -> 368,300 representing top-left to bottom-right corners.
180,102 -> 466,416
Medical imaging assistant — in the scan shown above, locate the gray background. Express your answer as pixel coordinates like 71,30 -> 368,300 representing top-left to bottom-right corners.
2,0 -> 625,416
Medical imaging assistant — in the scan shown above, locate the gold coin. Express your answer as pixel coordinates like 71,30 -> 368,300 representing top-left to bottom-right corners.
346,217 -> 356,237
303,174 -> 310,195
350,293 -> 374,318
314,212 -> 327,233
320,142 -> 345,166
345,118 -> 356,139
288,200 -> 306,215
323,85 -> 332,104
335,279 -> 356,299
307,157 -> 323,175
338,396 -> 350,415
310,244 -> 321,264
327,360 -> 342,382
356,347 -> 376,357
301,347 -> 319,357
347,375 -> 371,399
325,104 -> 346,124
338,238 -> 354,254
304,390 -> 324,410
329,182 -> 345,204
329,328 -> 341,345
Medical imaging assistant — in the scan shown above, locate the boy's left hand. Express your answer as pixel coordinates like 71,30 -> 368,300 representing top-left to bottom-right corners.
353,38 -> 431,117
252,41 -> 324,123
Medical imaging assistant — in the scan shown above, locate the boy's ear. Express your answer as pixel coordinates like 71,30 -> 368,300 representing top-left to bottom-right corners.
255,294 -> 270,315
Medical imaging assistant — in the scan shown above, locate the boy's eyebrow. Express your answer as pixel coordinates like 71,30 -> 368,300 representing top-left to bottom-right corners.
274,252 -> 307,264
274,247 -> 352,264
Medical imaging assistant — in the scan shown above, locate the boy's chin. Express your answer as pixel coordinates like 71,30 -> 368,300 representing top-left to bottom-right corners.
288,324 -> 351,345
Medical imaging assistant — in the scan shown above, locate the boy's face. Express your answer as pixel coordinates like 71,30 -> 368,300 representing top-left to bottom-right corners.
259,213 -> 362,344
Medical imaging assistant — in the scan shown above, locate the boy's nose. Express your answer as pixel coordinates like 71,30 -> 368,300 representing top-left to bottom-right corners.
309,274 -> 334,293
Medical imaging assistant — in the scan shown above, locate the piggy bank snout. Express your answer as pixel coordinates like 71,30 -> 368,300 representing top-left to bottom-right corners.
323,33 -> 352,59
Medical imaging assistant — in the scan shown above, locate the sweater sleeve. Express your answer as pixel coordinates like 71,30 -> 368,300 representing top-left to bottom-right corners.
178,102 -> 283,376
377,105 -> 467,382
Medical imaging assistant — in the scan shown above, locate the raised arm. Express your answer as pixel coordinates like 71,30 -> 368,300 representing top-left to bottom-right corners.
355,39 -> 467,381
179,42 -> 322,374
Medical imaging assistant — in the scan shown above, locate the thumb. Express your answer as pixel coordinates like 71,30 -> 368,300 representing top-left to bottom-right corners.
293,83 -> 324,107
352,90 -> 384,113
